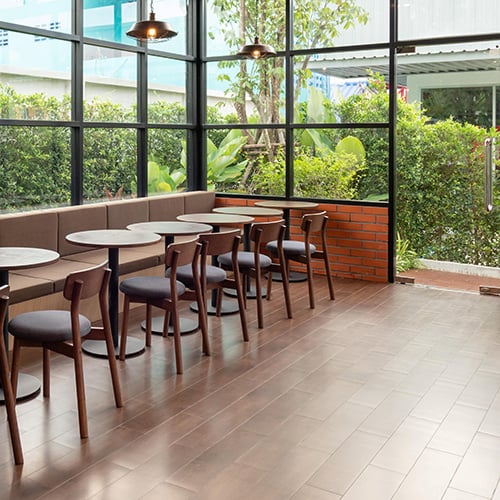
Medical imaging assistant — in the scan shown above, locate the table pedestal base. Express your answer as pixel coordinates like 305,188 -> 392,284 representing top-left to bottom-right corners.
141,316 -> 199,336
224,285 -> 266,299
190,299 -> 239,315
82,337 -> 145,358
271,270 -> 308,282
0,373 -> 40,404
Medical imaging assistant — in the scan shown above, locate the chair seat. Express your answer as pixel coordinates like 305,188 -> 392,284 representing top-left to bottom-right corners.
9,311 -> 91,342
267,240 -> 316,257
168,264 -> 226,288
120,276 -> 185,300
218,251 -> 272,269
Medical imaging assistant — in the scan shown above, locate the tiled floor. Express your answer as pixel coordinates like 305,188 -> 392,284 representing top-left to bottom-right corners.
0,276 -> 499,499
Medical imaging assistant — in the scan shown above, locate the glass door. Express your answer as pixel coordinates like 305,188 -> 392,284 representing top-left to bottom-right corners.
395,38 -> 500,292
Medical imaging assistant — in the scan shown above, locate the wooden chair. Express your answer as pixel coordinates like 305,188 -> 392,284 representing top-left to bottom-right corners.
174,229 -> 249,341
9,262 -> 123,440
119,237 -> 209,374
0,286 -> 23,465
267,210 -> 334,309
218,219 -> 292,328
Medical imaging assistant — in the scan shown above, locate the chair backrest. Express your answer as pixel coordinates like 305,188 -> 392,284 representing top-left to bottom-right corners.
63,261 -> 111,302
198,228 -> 241,257
301,211 -> 327,233
249,219 -> 286,246
165,237 -> 200,269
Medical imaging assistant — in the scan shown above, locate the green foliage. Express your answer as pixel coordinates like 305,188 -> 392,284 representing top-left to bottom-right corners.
396,233 -> 421,272
252,147 -> 363,199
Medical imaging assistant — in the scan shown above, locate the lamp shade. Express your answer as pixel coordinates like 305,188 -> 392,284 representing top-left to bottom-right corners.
237,36 -> 276,59
126,12 -> 177,41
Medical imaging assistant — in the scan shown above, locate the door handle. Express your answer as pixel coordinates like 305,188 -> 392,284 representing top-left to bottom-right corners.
485,138 -> 494,212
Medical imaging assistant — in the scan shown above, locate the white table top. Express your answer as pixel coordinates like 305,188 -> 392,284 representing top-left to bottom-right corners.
177,213 -> 254,225
213,206 -> 283,217
65,229 -> 161,249
0,247 -> 60,272
255,200 -> 319,210
127,221 -> 213,237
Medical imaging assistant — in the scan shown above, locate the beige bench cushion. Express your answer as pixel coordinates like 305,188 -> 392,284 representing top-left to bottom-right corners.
0,210 -> 58,251
57,204 -> 107,256
8,274 -> 54,304
149,193 -> 185,221
184,191 -> 216,214
107,198 -> 149,229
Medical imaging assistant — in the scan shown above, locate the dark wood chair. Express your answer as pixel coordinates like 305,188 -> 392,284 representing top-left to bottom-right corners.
175,228 -> 249,341
9,262 -> 123,440
0,286 -> 23,465
267,210 -> 334,309
119,237 -> 209,374
218,219 -> 292,328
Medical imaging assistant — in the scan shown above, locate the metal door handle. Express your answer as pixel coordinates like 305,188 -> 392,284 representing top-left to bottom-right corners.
485,138 -> 494,212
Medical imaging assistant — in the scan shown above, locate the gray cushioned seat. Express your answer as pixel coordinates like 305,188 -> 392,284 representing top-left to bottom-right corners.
119,276 -> 185,300
266,240 -> 316,257
218,251 -> 272,269
169,264 -> 226,289
9,311 -> 91,342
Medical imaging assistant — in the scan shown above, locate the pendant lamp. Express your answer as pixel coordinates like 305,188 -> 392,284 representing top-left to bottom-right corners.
238,35 -> 276,59
127,0 -> 177,42
237,0 -> 276,59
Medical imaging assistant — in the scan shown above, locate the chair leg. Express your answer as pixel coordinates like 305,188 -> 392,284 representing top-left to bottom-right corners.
324,254 -> 335,300
233,278 -> 249,342
306,259 -> 315,309
254,272 -> 264,329
279,261 -> 293,319
73,348 -> 88,439
197,292 -> 210,356
119,296 -> 130,361
43,347 -> 51,397
172,310 -> 183,374
102,327 -> 123,408
0,341 -> 23,465
10,339 -> 21,396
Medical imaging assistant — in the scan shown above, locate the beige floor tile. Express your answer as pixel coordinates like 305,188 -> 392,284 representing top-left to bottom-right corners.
300,402 -> 373,454
307,430 -> 386,494
450,432 -> 500,498
392,448 -> 461,500
290,484 -> 341,500
341,465 -> 404,500
479,392 -> 500,437
371,416 -> 439,474
359,391 -> 420,437
410,380 -> 465,422
457,371 -> 500,410
428,404 -> 486,456
442,488 -> 490,500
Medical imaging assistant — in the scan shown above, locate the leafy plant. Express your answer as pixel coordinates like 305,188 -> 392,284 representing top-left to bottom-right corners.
396,233 -> 421,272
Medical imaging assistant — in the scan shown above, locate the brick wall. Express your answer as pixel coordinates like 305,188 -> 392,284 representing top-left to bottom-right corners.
215,197 -> 389,283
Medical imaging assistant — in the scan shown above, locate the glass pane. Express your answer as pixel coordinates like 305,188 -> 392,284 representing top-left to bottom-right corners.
399,0 -> 500,40
147,129 -> 187,194
206,0 -> 285,57
0,126 -> 71,211
148,56 -> 187,124
295,51 -> 390,124
0,31 -> 71,120
294,0 -> 383,50
83,128 -> 137,202
206,58 -> 285,125
0,0 -> 71,33
210,128 -> 285,196
83,45 -> 137,122
144,0 -> 188,55
84,0 -> 137,46
293,128 -> 387,201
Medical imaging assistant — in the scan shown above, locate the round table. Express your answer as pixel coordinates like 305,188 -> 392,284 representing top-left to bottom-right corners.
255,200 -> 319,282
127,221 -> 213,335
0,246 -> 60,402
66,229 -> 161,358
177,213 -> 254,315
